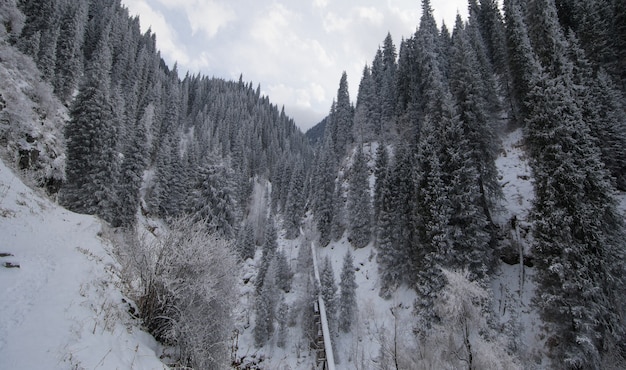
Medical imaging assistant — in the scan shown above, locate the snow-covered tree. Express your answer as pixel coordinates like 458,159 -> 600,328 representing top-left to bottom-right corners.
276,298 -> 289,348
313,135 -> 337,247
525,31 -> 626,366
320,256 -> 338,328
256,219 -> 278,292
347,145 -> 372,249
60,27 -> 118,223
283,164 -> 305,239
275,249 -> 292,293
338,250 -> 357,332
330,72 -> 353,156
236,222 -> 256,261
254,262 -> 278,347
377,143 -> 416,296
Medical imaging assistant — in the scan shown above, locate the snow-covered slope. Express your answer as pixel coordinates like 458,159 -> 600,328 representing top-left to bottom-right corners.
0,159 -> 165,369
491,127 -> 547,367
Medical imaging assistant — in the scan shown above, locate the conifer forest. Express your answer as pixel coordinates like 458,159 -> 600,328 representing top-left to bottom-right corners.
1,0 -> 626,369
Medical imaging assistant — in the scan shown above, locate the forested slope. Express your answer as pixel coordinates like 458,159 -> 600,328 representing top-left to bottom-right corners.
307,0 -> 626,368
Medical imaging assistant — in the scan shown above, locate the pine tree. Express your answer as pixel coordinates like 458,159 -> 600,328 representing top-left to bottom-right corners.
283,164 -> 305,239
256,219 -> 278,292
377,144 -> 416,296
276,298 -> 289,348
503,0 -> 542,120
314,135 -> 337,247
353,65 -> 377,142
112,103 -> 150,227
414,116 -> 451,318
17,0 -> 59,80
347,145 -> 372,249
275,250 -> 292,293
320,256 -> 338,328
236,222 -> 256,261
53,0 -> 86,103
526,59 -> 626,370
338,250 -> 357,332
331,72 -> 353,156
380,32 -> 397,123
186,162 -> 240,238
477,0 -> 509,74
254,265 -> 278,347
60,27 -> 118,222
566,37 -> 626,190
450,15 -> 501,225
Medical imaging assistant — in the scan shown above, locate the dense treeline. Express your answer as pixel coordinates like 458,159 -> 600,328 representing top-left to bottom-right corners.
15,0 -> 312,233
308,0 -> 626,367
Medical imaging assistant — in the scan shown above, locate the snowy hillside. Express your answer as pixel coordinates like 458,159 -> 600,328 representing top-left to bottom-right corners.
0,159 -> 166,369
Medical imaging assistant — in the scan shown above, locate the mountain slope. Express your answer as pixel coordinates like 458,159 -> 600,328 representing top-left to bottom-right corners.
0,159 -> 166,369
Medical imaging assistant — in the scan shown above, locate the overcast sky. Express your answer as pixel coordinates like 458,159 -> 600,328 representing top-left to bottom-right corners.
122,0 -> 470,131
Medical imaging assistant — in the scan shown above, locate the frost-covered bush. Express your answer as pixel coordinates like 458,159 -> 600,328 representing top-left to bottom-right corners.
123,217 -> 239,369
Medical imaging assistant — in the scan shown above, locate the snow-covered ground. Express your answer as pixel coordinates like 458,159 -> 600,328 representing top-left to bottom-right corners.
0,159 -> 166,369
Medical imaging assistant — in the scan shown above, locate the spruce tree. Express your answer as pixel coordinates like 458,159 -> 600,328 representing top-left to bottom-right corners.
380,32 -> 397,123
413,116 -> 451,319
338,250 -> 357,332
331,72 -> 353,156
256,219 -> 278,292
347,145 -> 372,249
450,15 -> 501,225
353,65 -> 377,142
254,266 -> 278,347
283,165 -> 305,239
376,144 -> 416,296
525,41 -> 626,367
275,250 -> 292,293
314,135 -> 337,247
320,256 -> 338,328
236,222 -> 256,261
53,0 -> 86,104
503,0 -> 542,120
112,103 -> 150,227
61,27 -> 118,222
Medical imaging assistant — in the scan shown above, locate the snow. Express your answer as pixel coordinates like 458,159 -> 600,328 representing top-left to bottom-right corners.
0,159 -> 166,369
494,127 -> 534,227
491,127 -> 547,367
316,234 -> 416,368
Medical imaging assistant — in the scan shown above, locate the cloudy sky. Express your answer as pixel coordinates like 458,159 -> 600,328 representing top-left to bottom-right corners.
122,0 -> 469,131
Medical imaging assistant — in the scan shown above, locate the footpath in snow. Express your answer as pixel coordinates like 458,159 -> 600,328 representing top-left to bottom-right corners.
0,159 -> 165,369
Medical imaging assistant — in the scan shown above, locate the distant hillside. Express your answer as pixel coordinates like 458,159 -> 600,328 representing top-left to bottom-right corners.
304,116 -> 327,146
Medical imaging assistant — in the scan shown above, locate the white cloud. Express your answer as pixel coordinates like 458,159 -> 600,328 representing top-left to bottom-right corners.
156,0 -> 235,38
322,11 -> 351,33
123,0 -> 191,65
186,1 -> 235,38
313,0 -> 329,9
356,7 -> 384,25
310,82 -> 326,103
